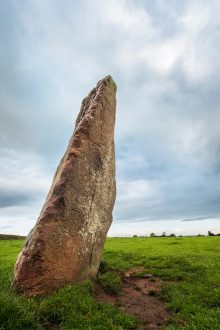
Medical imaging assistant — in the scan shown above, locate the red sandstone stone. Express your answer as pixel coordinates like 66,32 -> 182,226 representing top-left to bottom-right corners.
12,76 -> 117,296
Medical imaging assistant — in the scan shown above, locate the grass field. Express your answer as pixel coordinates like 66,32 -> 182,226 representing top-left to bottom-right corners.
0,236 -> 220,329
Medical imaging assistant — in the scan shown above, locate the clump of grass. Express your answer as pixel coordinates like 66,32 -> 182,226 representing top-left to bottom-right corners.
97,271 -> 122,295
0,292 -> 40,330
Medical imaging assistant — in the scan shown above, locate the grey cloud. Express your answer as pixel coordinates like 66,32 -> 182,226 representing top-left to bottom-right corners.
0,192 -> 32,208
181,216 -> 218,222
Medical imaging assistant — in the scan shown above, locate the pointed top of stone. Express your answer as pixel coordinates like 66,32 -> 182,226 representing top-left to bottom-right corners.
97,75 -> 117,90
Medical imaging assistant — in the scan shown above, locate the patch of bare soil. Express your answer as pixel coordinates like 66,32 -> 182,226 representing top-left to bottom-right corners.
95,267 -> 171,330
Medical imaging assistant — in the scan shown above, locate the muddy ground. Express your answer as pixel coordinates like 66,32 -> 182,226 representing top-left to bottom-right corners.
95,267 -> 171,330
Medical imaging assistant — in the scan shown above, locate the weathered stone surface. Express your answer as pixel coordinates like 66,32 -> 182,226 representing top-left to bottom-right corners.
12,75 -> 117,296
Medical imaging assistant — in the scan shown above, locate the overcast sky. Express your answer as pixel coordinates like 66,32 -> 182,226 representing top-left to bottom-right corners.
1,0 -> 220,236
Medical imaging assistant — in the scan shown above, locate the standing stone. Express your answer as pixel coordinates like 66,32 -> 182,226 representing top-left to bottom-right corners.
12,76 -> 117,296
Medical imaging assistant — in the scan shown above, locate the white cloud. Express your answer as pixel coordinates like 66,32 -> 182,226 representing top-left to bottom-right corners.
117,179 -> 159,202
180,2 -> 211,34
99,0 -> 153,35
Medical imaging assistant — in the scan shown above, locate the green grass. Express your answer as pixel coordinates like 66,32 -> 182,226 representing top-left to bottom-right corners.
0,237 -> 220,329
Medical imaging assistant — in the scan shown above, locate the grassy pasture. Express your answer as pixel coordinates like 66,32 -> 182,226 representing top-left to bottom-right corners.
0,236 -> 220,329
104,237 -> 220,329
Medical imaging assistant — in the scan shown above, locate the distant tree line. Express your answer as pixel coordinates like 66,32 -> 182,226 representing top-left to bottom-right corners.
149,232 -> 176,237
207,230 -> 220,236
0,234 -> 26,240
132,231 -> 220,238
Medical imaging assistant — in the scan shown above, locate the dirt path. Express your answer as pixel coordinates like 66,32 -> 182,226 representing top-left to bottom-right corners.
95,268 -> 171,330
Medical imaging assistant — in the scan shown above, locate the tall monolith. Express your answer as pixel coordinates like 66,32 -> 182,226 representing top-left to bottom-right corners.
12,75 -> 117,296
